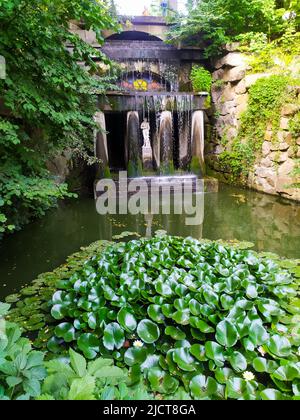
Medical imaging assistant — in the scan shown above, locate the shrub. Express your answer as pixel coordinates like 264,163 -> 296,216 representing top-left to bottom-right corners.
0,303 -> 46,400
48,236 -> 300,400
190,66 -> 212,93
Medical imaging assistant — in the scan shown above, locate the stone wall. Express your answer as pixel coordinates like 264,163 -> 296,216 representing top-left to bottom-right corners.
206,49 -> 300,202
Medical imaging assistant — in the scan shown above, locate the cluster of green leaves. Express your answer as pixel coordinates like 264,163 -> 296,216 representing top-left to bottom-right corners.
169,0 -> 288,58
0,159 -> 77,236
190,65 -> 212,93
48,235 -> 300,400
38,348 -> 152,400
244,29 -> 300,73
218,75 -> 290,181
5,240 -> 112,350
0,0 -> 118,236
0,303 -> 46,400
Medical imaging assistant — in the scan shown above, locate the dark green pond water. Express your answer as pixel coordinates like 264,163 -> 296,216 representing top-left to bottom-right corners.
1,184 -> 300,299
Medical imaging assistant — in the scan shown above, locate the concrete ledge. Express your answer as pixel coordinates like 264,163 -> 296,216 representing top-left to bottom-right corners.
99,92 -> 209,112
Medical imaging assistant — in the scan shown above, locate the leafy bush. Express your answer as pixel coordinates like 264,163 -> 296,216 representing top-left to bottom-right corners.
0,303 -> 46,400
0,166 -> 76,236
169,0 -> 285,58
49,236 -> 300,400
0,1 -> 118,237
190,66 -> 212,93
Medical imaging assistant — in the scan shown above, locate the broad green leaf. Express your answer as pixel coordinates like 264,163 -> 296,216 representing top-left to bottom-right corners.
190,374 -> 218,398
228,351 -> 247,372
54,323 -> 75,343
165,326 -> 186,340
69,349 -> 86,377
205,341 -> 225,367
216,320 -> 238,348
117,308 -> 137,332
267,335 -> 291,357
103,323 -> 125,350
137,319 -> 160,344
172,348 -> 196,372
124,347 -> 148,367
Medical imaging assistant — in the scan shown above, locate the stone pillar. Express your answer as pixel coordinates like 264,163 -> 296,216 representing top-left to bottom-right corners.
126,111 -> 143,177
191,110 -> 206,177
159,111 -> 174,174
152,129 -> 160,171
178,114 -> 190,170
94,111 -> 110,178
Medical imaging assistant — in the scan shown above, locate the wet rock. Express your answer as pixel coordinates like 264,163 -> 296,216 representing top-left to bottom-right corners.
270,142 -> 289,151
281,104 -> 300,116
223,66 -> 246,82
212,68 -> 225,80
280,117 -> 289,130
221,84 -> 236,102
278,159 -> 295,176
260,157 -> 273,167
262,142 -> 271,156
270,151 -> 289,163
219,100 -> 236,116
215,53 -> 247,69
264,131 -> 273,141
235,80 -> 246,94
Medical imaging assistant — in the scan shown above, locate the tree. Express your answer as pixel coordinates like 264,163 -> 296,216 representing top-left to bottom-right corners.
0,0 -> 117,235
170,0 -> 283,56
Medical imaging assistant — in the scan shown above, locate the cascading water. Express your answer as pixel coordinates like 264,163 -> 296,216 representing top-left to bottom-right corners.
191,110 -> 206,177
159,111 -> 173,175
126,111 -> 142,177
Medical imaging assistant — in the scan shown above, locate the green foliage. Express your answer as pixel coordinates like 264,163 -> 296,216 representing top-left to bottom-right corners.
0,162 -> 77,236
245,29 -> 300,73
48,235 -> 300,400
0,0 -> 117,236
0,304 -> 46,400
170,0 -> 284,57
38,348 -> 153,400
190,66 -> 212,93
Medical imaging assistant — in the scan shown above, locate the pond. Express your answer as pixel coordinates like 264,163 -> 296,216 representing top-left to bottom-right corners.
1,183 -> 300,299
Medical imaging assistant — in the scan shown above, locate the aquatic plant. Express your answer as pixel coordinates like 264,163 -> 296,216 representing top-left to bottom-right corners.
48,235 -> 300,400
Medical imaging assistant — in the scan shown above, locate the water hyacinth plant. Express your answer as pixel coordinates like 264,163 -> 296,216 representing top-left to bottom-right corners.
48,235 -> 300,400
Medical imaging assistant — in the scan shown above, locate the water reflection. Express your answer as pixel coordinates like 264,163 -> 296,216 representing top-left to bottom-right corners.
0,184 -> 299,298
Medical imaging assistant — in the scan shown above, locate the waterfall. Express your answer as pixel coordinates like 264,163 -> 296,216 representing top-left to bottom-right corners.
159,111 -> 174,175
126,111 -> 143,177
191,110 -> 206,177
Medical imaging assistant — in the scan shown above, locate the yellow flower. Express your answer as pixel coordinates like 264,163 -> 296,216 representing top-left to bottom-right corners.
258,346 -> 266,356
133,340 -> 143,348
243,371 -> 255,381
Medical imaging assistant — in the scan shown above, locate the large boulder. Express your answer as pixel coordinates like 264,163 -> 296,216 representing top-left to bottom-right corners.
215,52 -> 247,69
223,66 -> 246,82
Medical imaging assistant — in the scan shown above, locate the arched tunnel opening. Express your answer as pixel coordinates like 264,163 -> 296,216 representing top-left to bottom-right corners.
105,110 -> 191,173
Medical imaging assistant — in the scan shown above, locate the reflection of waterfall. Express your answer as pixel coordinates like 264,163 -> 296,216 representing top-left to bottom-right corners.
126,111 -> 142,177
159,111 -> 173,175
191,111 -> 206,177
